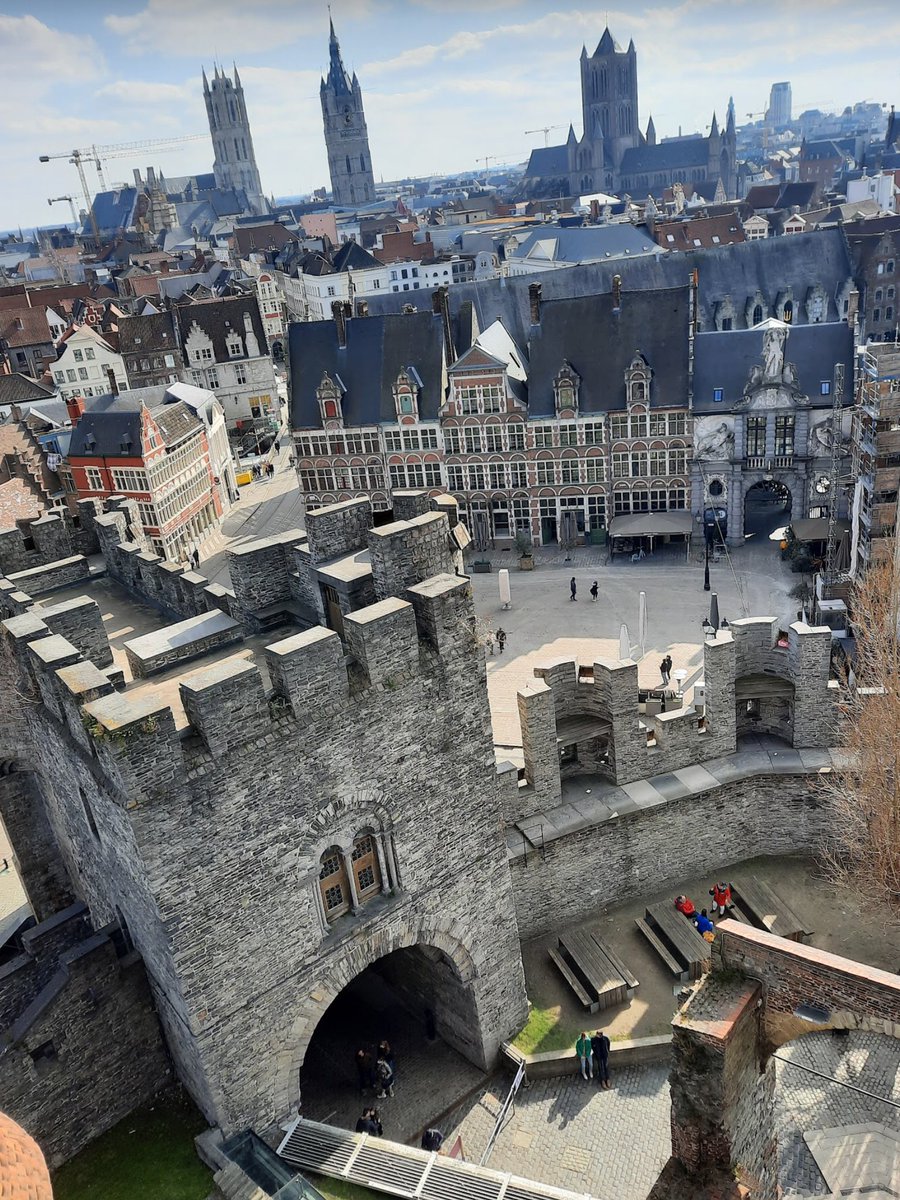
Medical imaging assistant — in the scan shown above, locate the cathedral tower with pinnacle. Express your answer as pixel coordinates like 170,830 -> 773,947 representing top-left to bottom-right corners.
320,19 -> 376,207
203,64 -> 267,215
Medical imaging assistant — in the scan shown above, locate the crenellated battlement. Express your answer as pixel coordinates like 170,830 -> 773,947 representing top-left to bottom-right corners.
0,502 -> 100,578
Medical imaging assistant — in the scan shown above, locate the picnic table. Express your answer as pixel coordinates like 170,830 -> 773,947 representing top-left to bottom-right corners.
641,901 -> 711,980
731,876 -> 810,942
549,929 -> 639,1012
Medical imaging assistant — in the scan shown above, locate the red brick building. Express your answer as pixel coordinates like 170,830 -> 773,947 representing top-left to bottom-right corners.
66,389 -> 222,562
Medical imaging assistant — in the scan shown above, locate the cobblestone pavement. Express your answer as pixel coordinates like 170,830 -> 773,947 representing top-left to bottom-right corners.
444,1064 -> 672,1199
776,1031 -> 900,1196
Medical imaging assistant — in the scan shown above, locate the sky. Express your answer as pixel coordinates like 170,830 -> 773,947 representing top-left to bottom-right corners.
1,0 -> 898,231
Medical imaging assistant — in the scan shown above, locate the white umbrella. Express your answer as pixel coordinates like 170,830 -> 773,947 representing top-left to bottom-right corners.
638,591 -> 647,658
619,622 -> 631,661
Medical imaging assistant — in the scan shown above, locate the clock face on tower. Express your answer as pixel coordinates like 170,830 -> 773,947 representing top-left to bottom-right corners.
342,105 -> 352,125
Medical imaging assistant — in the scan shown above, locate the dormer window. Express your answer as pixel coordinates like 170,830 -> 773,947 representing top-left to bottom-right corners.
316,372 -> 345,427
227,338 -> 243,357
392,368 -> 422,420
553,362 -> 580,416
625,352 -> 651,407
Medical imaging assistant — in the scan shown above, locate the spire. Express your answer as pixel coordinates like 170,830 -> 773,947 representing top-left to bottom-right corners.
325,14 -> 352,94
709,111 -> 719,138
233,61 -> 241,88
580,44 -> 588,59
202,65 -> 209,94
595,27 -> 619,55
726,95 -> 736,131
646,114 -> 656,146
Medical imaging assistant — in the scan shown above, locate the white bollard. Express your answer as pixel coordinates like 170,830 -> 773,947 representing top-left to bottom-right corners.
498,568 -> 511,609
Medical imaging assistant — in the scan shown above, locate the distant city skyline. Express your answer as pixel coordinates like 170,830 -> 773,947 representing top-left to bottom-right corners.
1,0 -> 898,229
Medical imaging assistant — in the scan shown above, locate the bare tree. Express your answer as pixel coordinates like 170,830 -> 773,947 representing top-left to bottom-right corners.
819,557 -> 900,917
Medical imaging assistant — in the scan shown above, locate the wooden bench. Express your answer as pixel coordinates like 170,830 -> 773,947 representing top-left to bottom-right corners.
548,945 -> 595,1011
635,917 -> 683,979
732,877 -> 810,942
550,930 -> 639,1012
646,902 -> 712,980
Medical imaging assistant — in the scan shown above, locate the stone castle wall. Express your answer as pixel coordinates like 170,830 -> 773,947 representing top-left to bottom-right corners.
0,902 -> 171,1166
0,505 -> 528,1137
0,508 -> 99,578
509,773 -> 830,940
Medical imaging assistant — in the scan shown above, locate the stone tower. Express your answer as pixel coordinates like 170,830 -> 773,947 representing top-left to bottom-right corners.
320,18 -> 376,207
579,28 -> 639,175
203,64 -> 267,215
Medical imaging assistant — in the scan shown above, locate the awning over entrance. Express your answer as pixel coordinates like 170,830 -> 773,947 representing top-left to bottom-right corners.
791,518 -> 851,543
608,511 -> 694,539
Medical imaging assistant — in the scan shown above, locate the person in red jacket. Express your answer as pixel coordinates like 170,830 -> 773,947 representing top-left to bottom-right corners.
709,881 -> 734,917
674,895 -> 696,918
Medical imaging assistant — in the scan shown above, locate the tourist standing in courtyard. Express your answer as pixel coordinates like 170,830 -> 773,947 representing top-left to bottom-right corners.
591,1030 -> 611,1088
660,655 -> 672,687
496,628 -> 507,654
590,580 -> 599,602
709,881 -> 734,917
576,1031 -> 593,1080
570,577 -> 577,601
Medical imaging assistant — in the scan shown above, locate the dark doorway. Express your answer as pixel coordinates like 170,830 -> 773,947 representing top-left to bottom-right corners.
299,953 -> 484,1143
744,480 -> 791,539
321,584 -> 345,639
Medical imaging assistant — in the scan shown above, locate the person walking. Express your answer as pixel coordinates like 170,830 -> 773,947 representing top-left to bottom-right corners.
421,1127 -> 444,1152
575,1031 -> 593,1081
591,1030 -> 611,1089
190,548 -> 200,572
590,580 -> 599,602
496,628 -> 507,654
570,577 -> 577,602
660,655 -> 672,687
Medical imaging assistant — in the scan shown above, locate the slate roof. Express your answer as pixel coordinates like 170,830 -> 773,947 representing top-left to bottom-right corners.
361,227 -> 854,344
69,391 -> 201,457
91,188 -> 138,234
510,224 -> 661,264
117,310 -> 179,357
620,137 -> 709,175
289,310 -> 446,429
525,145 -> 570,178
0,373 -> 55,410
692,322 -> 854,412
653,214 -> 745,250
174,295 -> 268,360
332,241 -> 381,272
527,286 -> 691,416
232,223 -> 296,257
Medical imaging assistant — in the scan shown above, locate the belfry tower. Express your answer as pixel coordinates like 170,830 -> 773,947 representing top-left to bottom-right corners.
203,64 -> 267,215
320,19 -> 376,207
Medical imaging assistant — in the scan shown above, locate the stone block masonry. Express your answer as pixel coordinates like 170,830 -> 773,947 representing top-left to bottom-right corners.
368,511 -> 453,602
0,903 -> 172,1167
1,528 -> 527,1140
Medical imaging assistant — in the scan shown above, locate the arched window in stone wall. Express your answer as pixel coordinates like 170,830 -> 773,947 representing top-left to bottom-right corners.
319,845 -> 351,922
350,834 -> 382,902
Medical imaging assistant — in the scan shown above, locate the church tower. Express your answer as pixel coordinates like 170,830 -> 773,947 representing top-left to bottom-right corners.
203,65 -> 267,215
320,19 -> 376,208
579,28 -> 639,175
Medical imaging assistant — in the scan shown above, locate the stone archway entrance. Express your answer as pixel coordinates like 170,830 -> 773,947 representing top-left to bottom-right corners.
270,919 -> 510,1134
297,942 -> 486,1141
744,479 -> 792,539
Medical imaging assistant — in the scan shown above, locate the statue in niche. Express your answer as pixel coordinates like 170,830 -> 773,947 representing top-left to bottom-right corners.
762,323 -> 788,380
695,416 -> 735,458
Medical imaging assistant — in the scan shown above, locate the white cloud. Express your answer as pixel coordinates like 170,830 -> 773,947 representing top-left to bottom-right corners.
0,14 -> 104,87
94,80 -> 198,106
105,0 -> 376,56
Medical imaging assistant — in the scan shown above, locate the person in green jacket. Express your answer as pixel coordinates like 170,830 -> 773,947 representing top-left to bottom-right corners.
575,1031 -> 593,1080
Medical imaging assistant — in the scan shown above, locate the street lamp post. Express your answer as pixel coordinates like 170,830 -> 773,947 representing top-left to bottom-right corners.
703,538 -> 711,591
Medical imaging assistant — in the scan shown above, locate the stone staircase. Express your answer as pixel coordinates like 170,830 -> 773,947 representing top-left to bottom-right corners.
803,1122 -> 900,1196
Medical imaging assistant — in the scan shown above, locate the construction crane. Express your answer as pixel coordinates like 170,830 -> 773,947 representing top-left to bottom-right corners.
48,195 -> 79,226
525,125 -> 565,147
746,111 -> 770,158
39,134 -> 208,246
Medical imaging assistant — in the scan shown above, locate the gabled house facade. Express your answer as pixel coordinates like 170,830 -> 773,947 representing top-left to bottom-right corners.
51,325 -> 128,402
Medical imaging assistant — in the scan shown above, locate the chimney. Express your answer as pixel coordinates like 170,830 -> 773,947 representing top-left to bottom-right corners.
65,395 -> 85,423
612,274 -> 622,310
331,299 -> 347,348
133,168 -> 142,188
106,366 -> 119,396
432,286 -> 455,365
847,288 -> 859,329
590,198 -> 600,223
528,282 -> 542,326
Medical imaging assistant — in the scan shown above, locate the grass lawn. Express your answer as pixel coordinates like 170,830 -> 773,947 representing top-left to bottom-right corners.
53,1088 -> 212,1200
512,999 -> 579,1055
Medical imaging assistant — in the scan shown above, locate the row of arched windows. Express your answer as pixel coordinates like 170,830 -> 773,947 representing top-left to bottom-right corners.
318,831 -> 396,926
